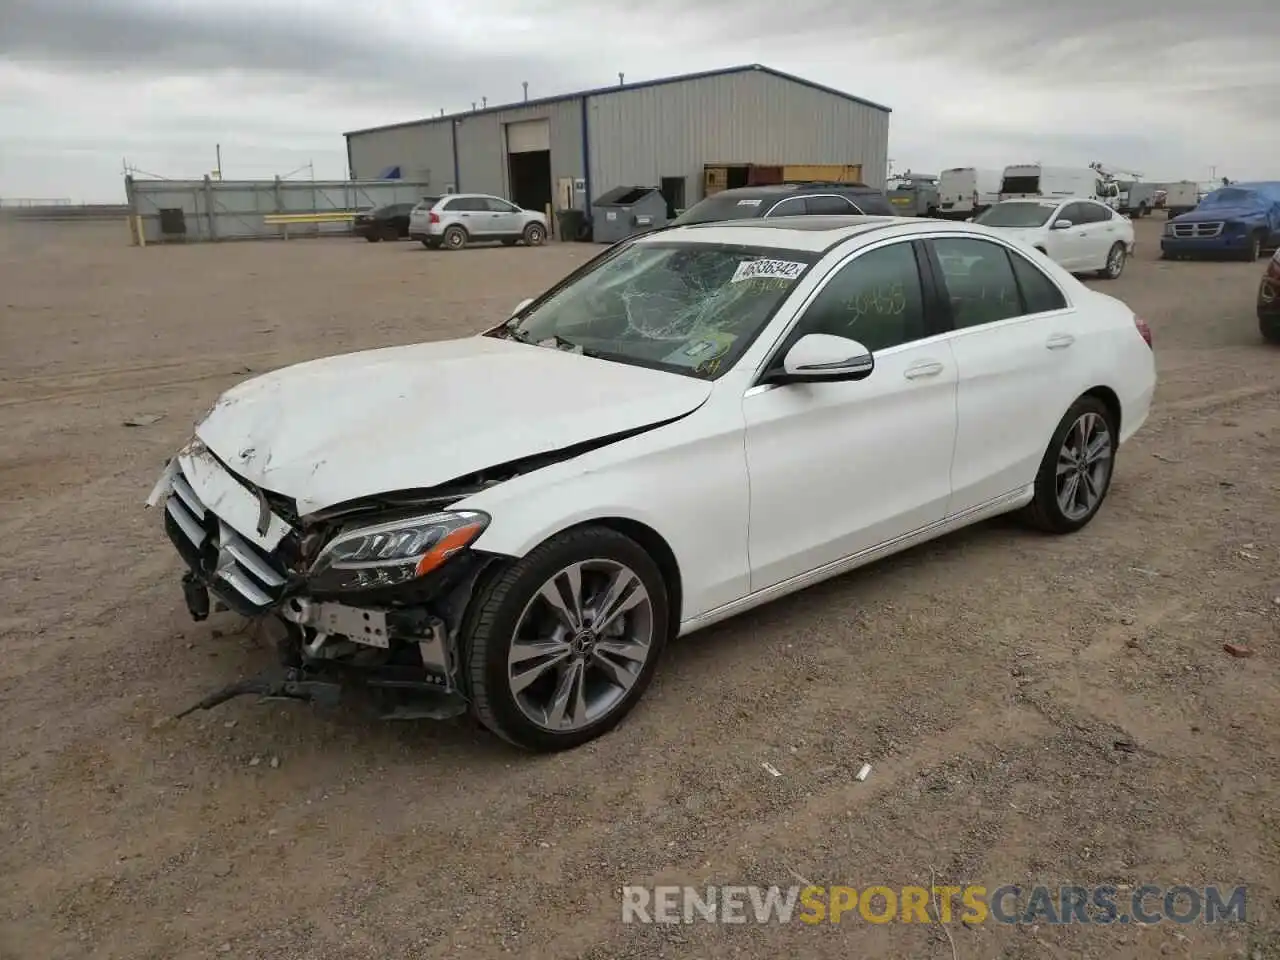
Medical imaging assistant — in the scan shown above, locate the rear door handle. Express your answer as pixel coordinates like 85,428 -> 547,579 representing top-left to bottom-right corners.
904,360 -> 945,379
1046,333 -> 1075,350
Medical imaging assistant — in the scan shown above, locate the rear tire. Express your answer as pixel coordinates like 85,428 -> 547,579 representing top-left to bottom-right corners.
522,223 -> 546,246
1022,395 -> 1118,535
1098,242 -> 1126,279
365,234 -> 381,243
464,526 -> 669,752
443,225 -> 468,250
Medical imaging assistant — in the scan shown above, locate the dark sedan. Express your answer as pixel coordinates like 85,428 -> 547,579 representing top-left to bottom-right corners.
1260,248 -> 1280,344
354,202 -> 418,242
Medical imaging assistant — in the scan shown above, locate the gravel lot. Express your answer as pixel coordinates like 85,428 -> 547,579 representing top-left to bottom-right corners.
1,218 -> 1278,960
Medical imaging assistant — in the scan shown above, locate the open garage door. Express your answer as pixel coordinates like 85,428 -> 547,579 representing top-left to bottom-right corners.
506,119 -> 552,218
506,119 -> 550,154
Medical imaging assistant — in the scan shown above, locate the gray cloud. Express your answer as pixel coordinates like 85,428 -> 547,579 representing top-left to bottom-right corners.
1,0 -> 1277,200
0,0 -> 589,111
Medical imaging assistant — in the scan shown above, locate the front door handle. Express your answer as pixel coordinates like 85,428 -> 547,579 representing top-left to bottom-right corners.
1046,333 -> 1075,350
904,360 -> 945,379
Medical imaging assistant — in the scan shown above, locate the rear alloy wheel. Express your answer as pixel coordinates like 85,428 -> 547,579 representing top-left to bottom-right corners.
443,225 -> 468,250
1023,396 -> 1117,534
1099,242 -> 1127,279
523,223 -> 546,246
465,526 -> 668,751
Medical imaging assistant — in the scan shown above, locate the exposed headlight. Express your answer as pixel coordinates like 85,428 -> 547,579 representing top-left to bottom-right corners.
309,510 -> 489,592
1163,223 -> 1174,235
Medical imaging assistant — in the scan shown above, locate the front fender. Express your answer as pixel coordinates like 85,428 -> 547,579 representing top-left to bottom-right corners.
454,390 -> 751,623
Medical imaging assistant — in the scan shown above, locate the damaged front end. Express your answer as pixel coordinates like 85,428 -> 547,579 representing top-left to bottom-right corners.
149,440 -> 506,721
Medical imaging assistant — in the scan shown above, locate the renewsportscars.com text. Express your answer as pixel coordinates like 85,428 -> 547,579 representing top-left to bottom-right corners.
621,884 -> 1247,925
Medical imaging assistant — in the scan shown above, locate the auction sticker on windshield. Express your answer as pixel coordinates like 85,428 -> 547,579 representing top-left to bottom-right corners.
731,259 -> 807,283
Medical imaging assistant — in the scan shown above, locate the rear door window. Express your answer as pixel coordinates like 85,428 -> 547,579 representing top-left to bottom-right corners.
931,237 -> 1025,329
804,195 -> 857,216
766,197 -> 808,218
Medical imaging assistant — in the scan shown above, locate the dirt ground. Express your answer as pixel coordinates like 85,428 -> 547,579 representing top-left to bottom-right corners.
1,217 -> 1278,960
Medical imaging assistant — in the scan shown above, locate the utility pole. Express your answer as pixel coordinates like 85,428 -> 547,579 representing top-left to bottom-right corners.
214,144 -> 222,180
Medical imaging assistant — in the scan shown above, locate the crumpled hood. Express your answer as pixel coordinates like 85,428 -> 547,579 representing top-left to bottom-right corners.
195,335 -> 711,515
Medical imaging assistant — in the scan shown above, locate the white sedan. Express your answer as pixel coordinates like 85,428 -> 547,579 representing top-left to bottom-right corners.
974,198 -> 1136,279
148,216 -> 1156,751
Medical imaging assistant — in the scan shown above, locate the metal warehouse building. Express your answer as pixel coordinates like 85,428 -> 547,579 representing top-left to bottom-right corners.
344,63 -> 890,221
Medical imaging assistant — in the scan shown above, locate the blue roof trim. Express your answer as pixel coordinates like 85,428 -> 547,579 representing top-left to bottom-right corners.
342,63 -> 891,138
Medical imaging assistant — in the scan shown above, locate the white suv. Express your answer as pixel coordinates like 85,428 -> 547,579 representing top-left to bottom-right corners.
409,194 -> 549,250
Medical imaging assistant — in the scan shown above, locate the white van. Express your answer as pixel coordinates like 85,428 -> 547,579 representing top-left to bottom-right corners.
999,164 -> 1114,204
937,168 -> 1002,219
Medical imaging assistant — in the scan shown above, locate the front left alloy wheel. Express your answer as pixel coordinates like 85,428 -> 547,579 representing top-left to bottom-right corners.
464,526 -> 669,751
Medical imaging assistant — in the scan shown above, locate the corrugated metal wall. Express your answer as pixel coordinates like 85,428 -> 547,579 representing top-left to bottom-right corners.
586,69 -> 890,203
347,99 -> 585,202
126,177 -> 431,243
452,99 -> 585,199
347,122 -> 455,190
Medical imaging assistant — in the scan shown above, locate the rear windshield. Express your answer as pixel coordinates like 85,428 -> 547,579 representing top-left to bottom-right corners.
413,196 -> 441,210
1001,175 -> 1040,194
671,194 -> 771,226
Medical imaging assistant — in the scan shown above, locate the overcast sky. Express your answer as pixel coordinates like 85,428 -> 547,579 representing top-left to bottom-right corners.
2,0 -> 1278,201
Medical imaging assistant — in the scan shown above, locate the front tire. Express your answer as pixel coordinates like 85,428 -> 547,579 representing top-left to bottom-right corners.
522,222 -> 546,246
364,234 -> 381,243
464,526 -> 669,752
1022,396 -> 1118,534
1242,231 -> 1264,262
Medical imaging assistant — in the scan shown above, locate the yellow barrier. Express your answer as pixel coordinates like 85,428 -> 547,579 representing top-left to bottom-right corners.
263,211 -> 359,224
263,210 -> 359,239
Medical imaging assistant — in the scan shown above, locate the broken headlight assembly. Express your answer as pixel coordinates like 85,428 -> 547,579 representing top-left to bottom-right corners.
308,510 -> 489,592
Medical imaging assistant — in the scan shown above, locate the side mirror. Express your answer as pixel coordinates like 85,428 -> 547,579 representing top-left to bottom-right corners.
512,298 -> 534,316
1051,219 -> 1073,230
767,334 -> 874,384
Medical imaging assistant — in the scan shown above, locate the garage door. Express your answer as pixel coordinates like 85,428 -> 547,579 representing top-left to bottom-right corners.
506,119 -> 550,154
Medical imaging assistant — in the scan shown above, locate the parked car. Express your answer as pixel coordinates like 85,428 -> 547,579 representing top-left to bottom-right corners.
353,202 -> 417,242
409,193 -> 549,250
974,198 -> 1136,279
148,216 -> 1155,751
670,183 -> 895,225
1260,248 -> 1280,344
1161,183 -> 1280,262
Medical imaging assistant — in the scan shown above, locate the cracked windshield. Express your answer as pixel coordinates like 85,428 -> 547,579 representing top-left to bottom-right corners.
506,243 -> 818,378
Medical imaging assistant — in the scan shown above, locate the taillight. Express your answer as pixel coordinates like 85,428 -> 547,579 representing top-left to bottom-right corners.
1134,315 -> 1152,348
429,211 -> 440,224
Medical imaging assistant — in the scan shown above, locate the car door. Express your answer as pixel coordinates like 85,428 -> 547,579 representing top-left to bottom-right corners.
742,238 -> 958,591
925,235 -> 1085,515
483,197 -> 523,237
447,197 -> 487,237
1082,203 -> 1124,269
1051,202 -> 1092,269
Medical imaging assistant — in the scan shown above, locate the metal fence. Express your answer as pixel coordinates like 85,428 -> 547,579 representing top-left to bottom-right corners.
124,176 -> 432,244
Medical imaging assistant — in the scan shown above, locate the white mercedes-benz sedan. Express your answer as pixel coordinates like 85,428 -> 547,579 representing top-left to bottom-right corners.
148,215 -> 1156,751
974,198 -> 1137,279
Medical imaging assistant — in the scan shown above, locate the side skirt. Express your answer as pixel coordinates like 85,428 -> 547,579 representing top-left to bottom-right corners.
677,485 -> 1034,637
